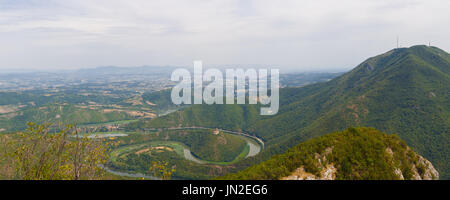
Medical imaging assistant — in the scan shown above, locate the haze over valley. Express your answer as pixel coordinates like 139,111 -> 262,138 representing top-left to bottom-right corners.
0,0 -> 448,181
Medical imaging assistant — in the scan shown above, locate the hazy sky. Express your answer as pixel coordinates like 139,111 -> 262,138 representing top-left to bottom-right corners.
0,0 -> 449,71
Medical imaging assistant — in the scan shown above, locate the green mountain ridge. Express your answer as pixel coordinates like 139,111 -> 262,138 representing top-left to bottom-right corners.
220,127 -> 439,180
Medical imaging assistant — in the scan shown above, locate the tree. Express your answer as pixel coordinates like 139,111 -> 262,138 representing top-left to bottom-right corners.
11,122 -> 113,180
148,161 -> 176,180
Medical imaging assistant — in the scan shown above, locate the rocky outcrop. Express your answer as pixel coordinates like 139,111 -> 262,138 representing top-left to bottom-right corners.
410,155 -> 439,180
386,147 -> 439,180
281,147 -> 337,180
281,146 -> 439,180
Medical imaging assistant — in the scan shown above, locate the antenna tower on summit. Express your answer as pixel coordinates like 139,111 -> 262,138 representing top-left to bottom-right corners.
396,36 -> 399,49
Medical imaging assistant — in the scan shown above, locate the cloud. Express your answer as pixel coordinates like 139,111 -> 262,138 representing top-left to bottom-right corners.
0,0 -> 449,70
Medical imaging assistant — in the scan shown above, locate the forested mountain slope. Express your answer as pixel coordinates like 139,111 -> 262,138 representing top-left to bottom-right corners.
130,45 -> 450,179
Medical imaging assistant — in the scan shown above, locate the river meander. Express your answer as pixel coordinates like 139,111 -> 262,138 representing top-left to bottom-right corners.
103,127 -> 263,178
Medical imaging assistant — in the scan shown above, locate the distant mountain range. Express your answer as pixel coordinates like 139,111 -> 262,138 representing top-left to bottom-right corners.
133,45 -> 450,179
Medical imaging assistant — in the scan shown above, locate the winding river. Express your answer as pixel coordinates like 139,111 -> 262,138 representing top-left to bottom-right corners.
152,127 -> 263,162
104,127 -> 264,178
181,136 -> 261,164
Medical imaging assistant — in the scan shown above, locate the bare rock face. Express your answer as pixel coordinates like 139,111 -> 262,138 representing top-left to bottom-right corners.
281,164 -> 337,180
281,147 -> 337,180
411,155 -> 439,180
393,147 -> 439,180
394,168 -> 405,180
280,167 -> 317,180
319,164 -> 337,180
